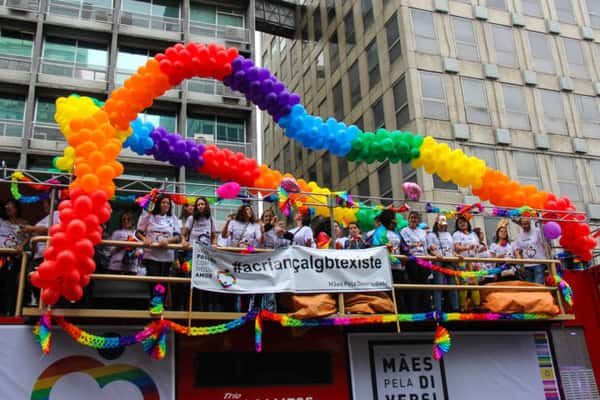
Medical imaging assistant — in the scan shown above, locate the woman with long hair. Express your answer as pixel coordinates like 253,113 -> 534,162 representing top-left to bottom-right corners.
221,204 -> 261,248
489,221 -> 518,281
182,197 -> 217,249
0,199 -> 28,315
452,215 -> 481,311
399,210 -> 430,313
286,211 -> 315,247
107,211 -> 140,274
136,194 -> 181,305
426,215 -> 459,312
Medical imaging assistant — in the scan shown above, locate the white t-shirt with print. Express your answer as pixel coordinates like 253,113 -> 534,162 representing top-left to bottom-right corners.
515,226 -> 546,266
400,227 -> 427,256
452,231 -> 480,257
227,220 -> 261,247
108,229 -> 138,272
137,213 -> 181,262
34,211 -> 61,260
0,219 -> 22,249
263,229 -> 289,249
489,242 -> 514,258
426,231 -> 454,257
288,225 -> 315,247
185,215 -> 217,246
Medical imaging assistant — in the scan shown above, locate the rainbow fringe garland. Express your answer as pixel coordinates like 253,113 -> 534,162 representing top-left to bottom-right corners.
433,325 -> 451,361
149,284 -> 166,316
546,274 -> 574,307
37,309 -> 552,360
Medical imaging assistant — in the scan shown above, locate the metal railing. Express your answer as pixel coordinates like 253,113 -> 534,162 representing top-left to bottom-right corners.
115,69 -> 181,93
0,119 -> 24,138
11,237 -> 570,322
119,10 -> 181,33
46,0 -> 112,23
31,122 -> 64,141
39,59 -> 107,82
1,0 -> 40,12
187,78 -> 245,99
188,20 -> 250,44
0,54 -> 32,72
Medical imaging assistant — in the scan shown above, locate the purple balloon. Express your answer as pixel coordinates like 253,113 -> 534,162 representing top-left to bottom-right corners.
246,67 -> 258,81
231,56 -> 244,70
289,93 -> 301,105
261,79 -> 274,93
273,82 -> 285,94
277,91 -> 290,107
242,59 -> 254,70
234,70 -> 246,82
257,68 -> 270,80
543,222 -> 562,240
174,141 -> 186,154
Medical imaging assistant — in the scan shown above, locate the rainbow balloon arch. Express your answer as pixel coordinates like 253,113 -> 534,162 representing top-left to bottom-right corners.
31,42 -> 597,306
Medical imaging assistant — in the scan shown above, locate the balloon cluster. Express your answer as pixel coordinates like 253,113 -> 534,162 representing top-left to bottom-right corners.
104,58 -> 171,131
544,195 -> 596,261
199,144 -> 260,188
355,206 -> 408,232
346,129 -> 424,164
147,127 -> 205,169
125,118 -> 155,155
30,189 -> 111,305
278,105 -> 359,156
412,137 -> 486,188
224,55 -> 300,122
157,42 -> 239,86
472,169 -> 549,209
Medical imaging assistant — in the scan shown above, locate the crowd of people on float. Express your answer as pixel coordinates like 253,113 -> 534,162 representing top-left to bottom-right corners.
0,196 -> 551,315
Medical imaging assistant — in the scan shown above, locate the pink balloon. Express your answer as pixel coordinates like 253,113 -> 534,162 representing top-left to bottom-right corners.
216,182 -> 241,199
402,182 -> 422,201
280,177 -> 300,193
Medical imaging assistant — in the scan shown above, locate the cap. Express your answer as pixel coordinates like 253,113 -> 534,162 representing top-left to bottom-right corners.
436,215 -> 448,226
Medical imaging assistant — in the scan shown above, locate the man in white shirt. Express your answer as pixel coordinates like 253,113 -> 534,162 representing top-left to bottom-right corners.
514,218 -> 549,284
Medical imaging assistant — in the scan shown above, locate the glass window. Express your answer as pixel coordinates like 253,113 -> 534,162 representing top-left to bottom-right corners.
563,38 -> 588,79
348,61 -> 361,108
123,0 -> 179,18
515,152 -> 542,188
472,147 -> 498,170
502,84 -> 530,130
554,157 -> 582,201
313,7 -> 322,40
322,153 -> 332,188
337,156 -> 349,181
522,0 -> 542,17
378,161 -> 392,194
216,117 -> 245,142
591,160 -> 600,197
385,13 -> 401,64
0,96 -> 25,121
462,78 -> 491,125
333,81 -> 344,121
329,31 -> 339,72
354,117 -> 364,130
420,71 -> 448,120
35,99 -> 57,123
117,48 -> 150,72
487,0 -> 506,10
575,95 -> 600,138
327,0 -> 336,23
0,30 -> 33,57
452,17 -> 479,61
317,51 -> 325,80
141,111 -> 176,132
528,31 -> 555,74
344,10 -> 356,51
372,98 -> 384,130
358,176 -> 370,203
402,162 -> 417,184
190,3 -> 216,24
366,39 -> 380,88
492,25 -> 517,67
588,0 -> 600,28
540,89 -> 567,134
44,37 -> 108,68
393,76 -> 409,129
433,174 -> 458,190
309,163 -> 317,182
362,0 -> 373,31
555,0 -> 575,24
218,10 -> 244,27
319,98 -> 327,118
412,9 -> 438,55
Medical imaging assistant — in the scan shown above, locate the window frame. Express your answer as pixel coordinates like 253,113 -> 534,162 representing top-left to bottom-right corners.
411,9 -> 439,55
539,89 -> 567,135
452,16 -> 479,62
461,77 -> 491,126
502,83 -> 530,130
419,71 -> 449,120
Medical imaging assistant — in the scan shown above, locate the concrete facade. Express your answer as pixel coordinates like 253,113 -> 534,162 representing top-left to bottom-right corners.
261,0 -> 600,238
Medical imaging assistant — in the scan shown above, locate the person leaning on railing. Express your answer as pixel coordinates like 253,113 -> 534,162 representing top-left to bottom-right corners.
20,198 -> 60,307
489,220 -> 519,281
0,199 -> 29,316
399,210 -> 431,313
452,215 -> 481,312
135,194 -> 181,308
473,227 -> 494,285
107,211 -> 141,275
514,217 -> 550,284
426,215 -> 459,313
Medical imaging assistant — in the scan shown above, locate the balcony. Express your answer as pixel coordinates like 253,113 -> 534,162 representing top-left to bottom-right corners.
46,0 -> 112,27
119,10 -> 182,39
188,20 -> 251,46
217,140 -> 255,157
0,119 -> 24,147
187,78 -> 248,107
115,69 -> 181,99
0,54 -> 31,82
38,59 -> 107,91
30,122 -> 66,151
0,0 -> 39,12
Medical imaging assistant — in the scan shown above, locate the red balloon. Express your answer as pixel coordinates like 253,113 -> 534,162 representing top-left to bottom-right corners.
90,189 -> 108,209
62,283 -> 83,302
44,245 -> 57,260
87,229 -> 102,245
42,288 -> 61,305
50,232 -> 68,249
79,274 -> 90,287
66,219 -> 87,240
96,205 -> 111,224
78,257 -> 96,275
59,208 -> 76,224
49,224 -> 62,236
75,239 -> 95,258
58,200 -> 72,211
36,261 -> 57,280
56,250 -> 76,270
83,214 -> 100,230
70,187 -> 85,200
73,195 -> 93,217
64,268 -> 81,283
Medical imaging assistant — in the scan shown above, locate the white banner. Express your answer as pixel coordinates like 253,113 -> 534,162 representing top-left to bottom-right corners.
0,325 -> 174,400
191,244 -> 393,293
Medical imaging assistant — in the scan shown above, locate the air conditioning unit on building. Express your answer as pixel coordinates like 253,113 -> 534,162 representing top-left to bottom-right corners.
120,11 -> 133,25
224,27 -> 245,42
194,133 -> 214,144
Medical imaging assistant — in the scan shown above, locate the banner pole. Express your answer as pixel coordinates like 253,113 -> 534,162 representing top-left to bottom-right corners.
187,287 -> 194,330
390,284 -> 401,334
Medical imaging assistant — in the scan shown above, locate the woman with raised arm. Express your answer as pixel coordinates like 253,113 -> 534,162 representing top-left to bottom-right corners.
221,204 -> 261,248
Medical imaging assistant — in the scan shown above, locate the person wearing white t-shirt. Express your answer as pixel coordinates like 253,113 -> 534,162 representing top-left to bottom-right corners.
426,215 -> 458,312
221,205 -> 261,248
136,194 -> 181,302
452,215 -> 481,311
489,221 -> 517,281
399,210 -> 431,313
0,199 -> 28,315
514,217 -> 548,284
333,221 -> 348,249
182,197 -> 218,250
285,212 -> 315,247
107,211 -> 140,274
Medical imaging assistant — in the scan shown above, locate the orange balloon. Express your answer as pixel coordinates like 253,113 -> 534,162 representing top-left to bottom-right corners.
102,143 -> 121,160
109,160 -> 124,176
80,173 -> 100,193
100,183 -> 115,199
88,151 -> 105,169
96,165 -> 115,183
74,162 -> 92,178
75,141 -> 97,157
